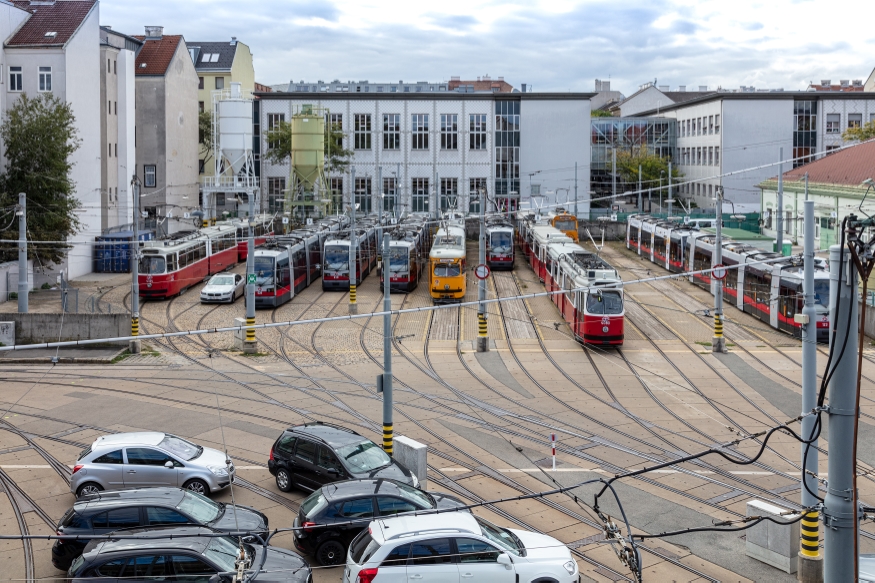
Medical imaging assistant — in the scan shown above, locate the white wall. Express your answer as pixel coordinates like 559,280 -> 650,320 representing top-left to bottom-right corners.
619,86 -> 670,117
520,98 -> 590,214
117,47 -> 136,227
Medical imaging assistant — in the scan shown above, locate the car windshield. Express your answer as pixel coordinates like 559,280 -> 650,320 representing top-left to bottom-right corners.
337,440 -> 391,473
490,232 -> 512,253
477,516 -> 523,556
324,246 -> 349,271
389,248 -> 408,272
204,536 -> 242,572
254,257 -> 275,287
586,290 -> 623,315
159,435 -> 202,461
178,490 -> 222,523
434,263 -> 461,277
210,276 -> 235,286
139,256 -> 165,274
814,280 -> 830,310
395,483 -> 434,508
554,220 -> 576,231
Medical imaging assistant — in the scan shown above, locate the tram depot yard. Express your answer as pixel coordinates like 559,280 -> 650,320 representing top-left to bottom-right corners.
2,238 -> 875,582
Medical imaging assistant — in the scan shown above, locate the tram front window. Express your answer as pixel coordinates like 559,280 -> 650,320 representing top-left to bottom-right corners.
139,256 -> 165,274
324,246 -> 349,272
434,262 -> 461,277
254,257 -> 275,288
491,232 -> 512,254
586,290 -> 623,315
554,219 -> 576,232
388,248 -> 408,273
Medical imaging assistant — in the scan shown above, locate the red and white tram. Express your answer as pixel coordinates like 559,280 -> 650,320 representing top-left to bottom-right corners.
232,215 -> 276,263
322,223 -> 382,292
486,218 -> 515,271
380,217 -> 428,293
552,250 -> 624,346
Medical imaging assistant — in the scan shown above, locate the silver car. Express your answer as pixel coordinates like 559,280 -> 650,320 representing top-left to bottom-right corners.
71,432 -> 235,498
200,273 -> 244,303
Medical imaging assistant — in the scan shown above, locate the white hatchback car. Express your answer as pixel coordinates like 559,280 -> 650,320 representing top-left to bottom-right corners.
200,273 -> 244,303
345,511 -> 578,583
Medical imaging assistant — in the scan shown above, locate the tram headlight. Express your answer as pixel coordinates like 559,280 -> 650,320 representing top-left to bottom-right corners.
602,326 -> 609,333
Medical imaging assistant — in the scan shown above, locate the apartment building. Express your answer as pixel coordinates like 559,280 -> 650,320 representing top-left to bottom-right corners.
256,91 -> 591,218
636,92 -> 875,211
133,26 -> 199,235
99,25 -> 141,231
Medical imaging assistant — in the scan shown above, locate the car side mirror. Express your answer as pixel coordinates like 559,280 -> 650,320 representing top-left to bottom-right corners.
209,574 -> 234,583
497,553 -> 513,569
164,461 -> 174,469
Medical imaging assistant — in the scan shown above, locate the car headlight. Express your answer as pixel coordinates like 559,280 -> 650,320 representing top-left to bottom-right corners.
411,473 -> 419,488
563,560 -> 576,575
208,465 -> 229,476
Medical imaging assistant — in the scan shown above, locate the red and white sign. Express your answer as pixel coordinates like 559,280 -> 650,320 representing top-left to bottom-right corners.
712,264 -> 727,280
474,264 -> 491,280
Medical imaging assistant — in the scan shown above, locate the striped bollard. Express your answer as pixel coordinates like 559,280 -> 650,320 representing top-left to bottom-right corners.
798,510 -> 822,582
551,433 -> 556,471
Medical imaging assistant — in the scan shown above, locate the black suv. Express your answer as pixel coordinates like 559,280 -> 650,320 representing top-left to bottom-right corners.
268,422 -> 417,492
293,478 -> 467,565
52,487 -> 268,570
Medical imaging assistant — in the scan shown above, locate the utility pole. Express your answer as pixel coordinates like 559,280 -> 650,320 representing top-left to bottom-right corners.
638,165 -> 642,213
797,198 -> 821,581
648,187 -> 652,214
712,186 -> 725,353
17,192 -> 27,313
435,171 -> 440,219
823,240 -> 859,581
130,176 -> 141,354
574,161 -> 579,218
668,162 -> 673,217
377,166 -> 383,225
244,192 -> 256,353
349,167 -> 358,315
611,147 -> 617,204
776,147 -> 784,255
381,232 -> 394,455
396,163 -> 401,221
477,188 -> 489,353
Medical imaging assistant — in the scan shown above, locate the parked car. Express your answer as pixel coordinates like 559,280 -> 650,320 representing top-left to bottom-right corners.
292,478 -> 467,566
200,273 -> 245,303
66,526 -> 311,583
268,422 -> 417,492
52,487 -> 268,570
345,512 -> 579,583
71,432 -> 236,498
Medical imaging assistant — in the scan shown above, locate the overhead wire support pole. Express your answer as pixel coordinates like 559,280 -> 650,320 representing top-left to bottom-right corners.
130,176 -> 141,354
638,165 -> 642,213
381,232 -> 393,455
349,167 -> 357,315
776,147 -> 784,254
712,186 -> 725,353
574,161 -> 578,218
668,162 -> 673,217
244,191 -> 257,353
17,192 -> 27,314
477,188 -> 489,353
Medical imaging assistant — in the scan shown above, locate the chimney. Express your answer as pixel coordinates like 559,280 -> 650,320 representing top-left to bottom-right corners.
853,79 -> 863,86
840,79 -> 849,86
699,85 -> 707,91
821,80 -> 831,86
230,36 -> 237,45
658,85 -> 669,91
678,85 -> 686,92
521,83 -> 527,93
144,26 -> 164,39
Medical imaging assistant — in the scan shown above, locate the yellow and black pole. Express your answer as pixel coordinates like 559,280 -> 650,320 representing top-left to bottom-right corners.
712,186 -> 726,353
380,232 -> 393,455
130,175 -> 142,354
349,168 -> 358,315
243,190 -> 257,353
477,187 -> 489,352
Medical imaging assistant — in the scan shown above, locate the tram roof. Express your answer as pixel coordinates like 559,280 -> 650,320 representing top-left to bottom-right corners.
430,247 -> 466,260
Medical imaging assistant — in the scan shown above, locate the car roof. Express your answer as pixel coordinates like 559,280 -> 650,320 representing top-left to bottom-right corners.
75,487 -> 187,512
321,478 -> 409,501
86,525 -> 214,557
288,422 -> 362,448
373,511 -> 480,544
93,432 -> 165,448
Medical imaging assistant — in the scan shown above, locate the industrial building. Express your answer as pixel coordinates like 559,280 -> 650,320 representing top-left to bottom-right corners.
255,90 -> 592,219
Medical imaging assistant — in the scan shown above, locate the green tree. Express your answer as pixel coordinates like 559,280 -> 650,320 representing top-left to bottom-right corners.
0,93 -> 81,265
608,145 -> 683,188
198,109 -> 214,167
843,120 -> 875,142
591,109 -> 613,117
263,120 -> 353,174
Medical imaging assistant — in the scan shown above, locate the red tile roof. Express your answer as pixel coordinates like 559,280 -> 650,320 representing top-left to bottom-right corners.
448,79 -> 514,93
7,0 -> 96,47
133,35 -> 183,76
781,141 -> 875,186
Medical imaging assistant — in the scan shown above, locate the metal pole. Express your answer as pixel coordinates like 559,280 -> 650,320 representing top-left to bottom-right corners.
381,232 -> 393,455
823,242 -> 858,581
776,147 -> 784,254
17,192 -> 27,313
396,163 -> 401,221
797,199 -> 821,581
611,147 -> 616,204
574,162 -> 578,218
244,191 -> 256,352
130,177 -> 141,353
668,162 -> 673,217
648,187 -> 652,213
435,171 -> 440,219
349,167 -> 357,315
712,187 -> 725,353
377,166 -> 382,225
477,188 -> 488,353
638,165 -> 642,213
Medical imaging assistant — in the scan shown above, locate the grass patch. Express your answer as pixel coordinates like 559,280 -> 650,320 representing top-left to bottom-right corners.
695,341 -> 710,346
239,351 -> 270,358
111,350 -> 131,364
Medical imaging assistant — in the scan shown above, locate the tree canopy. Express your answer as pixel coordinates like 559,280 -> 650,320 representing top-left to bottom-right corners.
263,120 -> 353,174
0,93 -> 81,266
608,145 -> 683,187
198,109 -> 214,167
591,109 -> 614,117
843,120 -> 875,142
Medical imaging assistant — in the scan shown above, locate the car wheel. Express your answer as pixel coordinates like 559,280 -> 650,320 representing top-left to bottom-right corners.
76,482 -> 103,498
183,479 -> 210,496
275,468 -> 293,492
316,539 -> 346,566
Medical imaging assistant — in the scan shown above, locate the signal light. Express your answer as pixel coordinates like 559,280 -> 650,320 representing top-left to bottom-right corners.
356,568 -> 378,583
302,521 -> 316,533
269,449 -> 274,461
72,465 -> 84,474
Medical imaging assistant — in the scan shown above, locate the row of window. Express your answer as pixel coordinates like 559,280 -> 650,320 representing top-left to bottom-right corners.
680,114 -> 719,137
294,84 -> 449,93
825,112 -> 875,133
198,76 -> 225,90
678,146 -> 720,167
680,182 -> 717,199
8,66 -> 52,92
106,58 -> 118,75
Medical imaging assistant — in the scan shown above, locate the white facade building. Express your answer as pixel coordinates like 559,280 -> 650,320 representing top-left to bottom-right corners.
256,92 -> 592,218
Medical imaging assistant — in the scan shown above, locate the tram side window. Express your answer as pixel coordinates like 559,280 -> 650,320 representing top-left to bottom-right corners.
166,253 -> 177,272
308,240 -> 319,268
693,250 -> 710,273
724,263 -> 738,291
780,284 -> 798,318
277,258 -> 291,288
198,242 -> 207,260
293,249 -> 307,280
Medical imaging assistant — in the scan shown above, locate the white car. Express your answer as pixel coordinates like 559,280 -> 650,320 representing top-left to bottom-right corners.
200,273 -> 244,303
345,511 -> 578,583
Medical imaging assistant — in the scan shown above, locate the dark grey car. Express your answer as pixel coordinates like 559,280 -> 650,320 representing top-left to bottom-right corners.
68,526 -> 311,583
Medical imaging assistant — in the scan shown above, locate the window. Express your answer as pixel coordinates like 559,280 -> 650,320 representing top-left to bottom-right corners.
376,497 -> 418,516
715,146 -> 720,166
382,177 -> 396,212
147,507 -> 190,525
199,101 -> 205,113
848,113 -> 862,129
412,178 -> 429,212
215,193 -> 225,206
709,115 -> 714,134
129,555 -> 168,578
144,165 -> 157,187
126,447 -> 179,467
198,77 -> 204,90
708,146 -> 713,166
341,498 -> 375,518
409,539 -> 454,565
115,143 -> 117,157
329,176 -> 343,212
97,559 -> 128,576
456,538 -> 501,563
317,446 -> 343,473
826,114 -> 841,134
354,114 -> 372,150
412,114 -> 429,149
114,60 -> 117,75
267,177 -> 286,212
38,67 -> 51,92
9,66 -> 22,91
715,114 -> 720,134
215,77 -> 224,90
355,177 -> 372,214
470,114 -> 487,149
104,508 -> 141,529
383,114 -> 400,149
109,143 -> 113,158
93,450 -> 123,464
440,114 -> 458,150
171,555 -> 215,578
267,113 -> 285,149
295,439 -> 317,463
440,178 -> 458,211
329,113 -> 342,130
107,59 -> 111,73
380,544 -> 411,567
469,178 -> 487,214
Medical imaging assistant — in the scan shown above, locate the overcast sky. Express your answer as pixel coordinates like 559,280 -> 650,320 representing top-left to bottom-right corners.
101,0 -> 874,96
